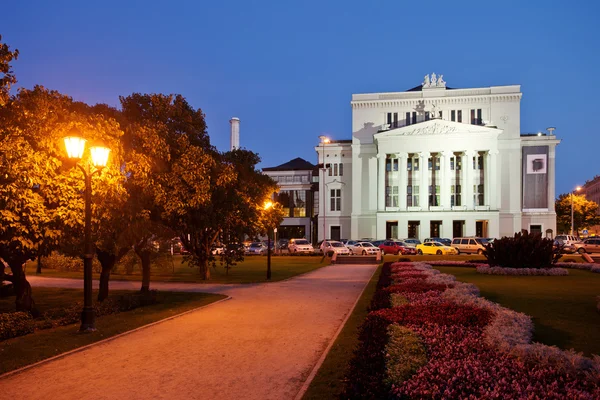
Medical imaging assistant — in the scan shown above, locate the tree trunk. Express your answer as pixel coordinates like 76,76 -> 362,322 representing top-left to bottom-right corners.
140,252 -> 151,292
96,250 -> 117,302
36,256 -> 42,274
8,261 -> 38,316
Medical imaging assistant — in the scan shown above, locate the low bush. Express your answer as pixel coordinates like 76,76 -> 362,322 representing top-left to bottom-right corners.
476,266 -> 569,276
373,302 -> 492,328
43,252 -> 101,273
0,312 -> 35,340
484,231 -> 560,269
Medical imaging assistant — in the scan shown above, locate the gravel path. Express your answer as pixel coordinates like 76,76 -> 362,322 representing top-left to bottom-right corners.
1,263 -> 377,400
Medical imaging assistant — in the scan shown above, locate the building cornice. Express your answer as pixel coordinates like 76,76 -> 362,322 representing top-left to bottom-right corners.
351,93 -> 522,109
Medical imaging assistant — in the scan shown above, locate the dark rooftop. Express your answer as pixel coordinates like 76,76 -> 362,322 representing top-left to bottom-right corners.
406,84 -> 455,92
262,157 -> 315,172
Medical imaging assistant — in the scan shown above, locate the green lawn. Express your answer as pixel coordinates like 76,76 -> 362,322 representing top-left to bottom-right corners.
26,255 -> 330,284
0,288 -> 226,374
302,265 -> 382,400
435,267 -> 600,357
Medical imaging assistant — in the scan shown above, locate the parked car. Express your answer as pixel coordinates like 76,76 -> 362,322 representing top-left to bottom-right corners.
287,238 -> 314,254
211,244 -> 224,255
451,237 -> 489,255
246,242 -> 268,255
349,242 -> 381,255
379,240 -> 416,255
344,240 -> 360,248
554,235 -> 580,246
416,242 -> 458,255
574,238 -> 600,254
402,238 -> 422,248
277,238 -> 289,250
553,240 -> 577,254
320,240 -> 351,256
370,239 -> 385,248
424,237 -> 452,246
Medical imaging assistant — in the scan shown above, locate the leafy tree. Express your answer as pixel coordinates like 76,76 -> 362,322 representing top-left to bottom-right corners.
0,86 -> 124,311
555,194 -> 600,234
0,34 -> 18,106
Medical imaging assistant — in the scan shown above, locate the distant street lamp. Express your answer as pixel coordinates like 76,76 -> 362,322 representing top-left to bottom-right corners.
264,200 -> 273,280
63,135 -> 111,332
319,135 -> 330,241
571,186 -> 582,236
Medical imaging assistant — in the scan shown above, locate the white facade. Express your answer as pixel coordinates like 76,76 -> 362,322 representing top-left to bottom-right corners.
316,74 -> 559,241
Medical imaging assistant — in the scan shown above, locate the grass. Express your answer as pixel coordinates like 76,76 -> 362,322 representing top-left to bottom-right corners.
302,264 -> 382,400
0,287 -> 226,374
26,255 -> 330,284
435,267 -> 600,357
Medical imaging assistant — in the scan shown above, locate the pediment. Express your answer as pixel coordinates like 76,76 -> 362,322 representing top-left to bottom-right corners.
374,119 -> 503,139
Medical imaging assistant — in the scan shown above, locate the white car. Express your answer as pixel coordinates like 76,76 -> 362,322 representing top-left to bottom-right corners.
320,240 -> 351,256
287,238 -> 314,254
349,242 -> 381,255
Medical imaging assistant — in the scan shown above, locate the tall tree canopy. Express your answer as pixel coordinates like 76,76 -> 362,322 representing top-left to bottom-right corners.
555,193 -> 600,234
0,34 -> 18,106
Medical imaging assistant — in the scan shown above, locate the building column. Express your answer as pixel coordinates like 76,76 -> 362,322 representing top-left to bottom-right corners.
377,153 -> 385,211
440,151 -> 452,209
419,152 -> 429,209
485,151 -> 491,207
489,150 -> 499,210
548,146 -> 556,212
464,150 -> 475,209
397,152 -> 408,210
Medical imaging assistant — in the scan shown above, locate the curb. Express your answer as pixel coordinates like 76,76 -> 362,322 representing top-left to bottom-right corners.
0,295 -> 232,380
293,264 -> 378,400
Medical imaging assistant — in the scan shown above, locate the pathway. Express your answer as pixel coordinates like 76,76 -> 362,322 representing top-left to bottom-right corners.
1,263 -> 377,400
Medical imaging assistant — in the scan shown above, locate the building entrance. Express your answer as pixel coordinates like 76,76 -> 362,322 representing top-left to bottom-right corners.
408,221 -> 420,239
453,220 -> 465,238
430,221 -> 442,238
476,220 -> 489,238
331,226 -> 341,241
386,221 -> 399,239
278,225 -> 306,239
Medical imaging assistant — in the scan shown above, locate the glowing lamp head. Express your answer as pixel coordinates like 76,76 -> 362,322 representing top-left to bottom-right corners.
576,186 -> 582,192
64,136 -> 87,160
90,146 -> 111,167
319,135 -> 330,144
264,201 -> 273,210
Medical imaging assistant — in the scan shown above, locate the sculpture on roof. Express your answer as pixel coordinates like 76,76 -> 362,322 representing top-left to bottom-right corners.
422,73 -> 446,89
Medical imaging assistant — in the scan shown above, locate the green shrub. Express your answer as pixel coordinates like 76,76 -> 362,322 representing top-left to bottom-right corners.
384,324 -> 427,386
43,252 -> 101,273
484,232 -> 560,269
0,312 -> 35,340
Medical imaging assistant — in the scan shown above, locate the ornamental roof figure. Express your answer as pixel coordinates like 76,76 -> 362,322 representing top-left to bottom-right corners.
422,73 -> 446,89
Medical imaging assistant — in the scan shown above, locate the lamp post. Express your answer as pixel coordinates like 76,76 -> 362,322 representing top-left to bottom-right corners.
264,201 -> 273,280
63,136 -> 110,332
571,186 -> 582,236
318,135 -> 330,241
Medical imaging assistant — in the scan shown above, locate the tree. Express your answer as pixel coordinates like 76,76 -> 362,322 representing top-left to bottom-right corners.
555,193 -> 600,234
0,34 -> 18,106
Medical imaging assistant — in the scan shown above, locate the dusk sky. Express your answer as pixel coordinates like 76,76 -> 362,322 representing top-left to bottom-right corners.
3,0 -> 599,195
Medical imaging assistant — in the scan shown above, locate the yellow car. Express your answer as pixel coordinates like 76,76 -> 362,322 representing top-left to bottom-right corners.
416,241 -> 457,255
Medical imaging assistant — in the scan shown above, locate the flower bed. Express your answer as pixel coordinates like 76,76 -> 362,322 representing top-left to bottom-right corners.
476,265 -> 569,275
342,261 -> 600,398
427,260 -> 488,268
555,262 -> 600,273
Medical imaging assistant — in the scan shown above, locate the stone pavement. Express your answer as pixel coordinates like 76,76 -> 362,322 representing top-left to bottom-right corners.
1,263 -> 377,400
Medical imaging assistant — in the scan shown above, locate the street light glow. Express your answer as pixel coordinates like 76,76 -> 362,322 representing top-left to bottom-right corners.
90,146 -> 110,167
64,136 -> 86,159
576,186 -> 582,192
264,200 -> 273,210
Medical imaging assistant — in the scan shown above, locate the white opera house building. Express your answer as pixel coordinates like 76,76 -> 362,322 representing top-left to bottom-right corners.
315,74 -> 559,242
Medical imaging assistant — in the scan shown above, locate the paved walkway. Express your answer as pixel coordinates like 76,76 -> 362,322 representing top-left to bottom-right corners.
1,264 -> 377,400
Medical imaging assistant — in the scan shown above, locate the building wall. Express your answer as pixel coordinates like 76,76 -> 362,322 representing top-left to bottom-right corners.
317,77 -> 559,241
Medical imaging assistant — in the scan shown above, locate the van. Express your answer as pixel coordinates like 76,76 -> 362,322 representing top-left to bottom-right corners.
554,235 -> 580,246
451,237 -> 490,255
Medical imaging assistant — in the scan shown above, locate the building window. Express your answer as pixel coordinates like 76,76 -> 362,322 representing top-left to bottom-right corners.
301,175 -> 309,183
407,185 -> 419,207
407,156 -> 419,171
393,112 -> 398,128
429,185 -> 440,206
425,112 -> 430,121
339,163 -> 343,176
451,110 -> 456,122
474,184 -> 484,206
451,185 -> 462,207
330,189 -> 341,211
406,112 -> 411,126
471,109 -> 482,125
333,164 -> 338,176
412,112 -> 417,124
386,186 -> 399,207
457,110 -> 462,123
326,163 -> 332,176
386,112 -> 392,128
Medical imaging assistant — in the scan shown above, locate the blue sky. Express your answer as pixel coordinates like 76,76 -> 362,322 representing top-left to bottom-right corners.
3,0 -> 599,195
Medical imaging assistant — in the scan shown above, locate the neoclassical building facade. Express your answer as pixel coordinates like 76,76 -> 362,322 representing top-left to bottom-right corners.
315,74 -> 559,241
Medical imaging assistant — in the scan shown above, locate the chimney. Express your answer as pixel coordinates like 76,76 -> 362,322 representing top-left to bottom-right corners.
230,117 -> 240,150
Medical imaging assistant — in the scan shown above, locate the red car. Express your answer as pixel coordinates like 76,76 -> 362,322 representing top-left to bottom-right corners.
379,240 -> 417,255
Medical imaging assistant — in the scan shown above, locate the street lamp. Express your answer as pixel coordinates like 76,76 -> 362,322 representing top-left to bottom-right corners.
264,200 -> 273,280
318,135 -> 330,242
571,186 -> 582,236
64,135 -> 110,332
